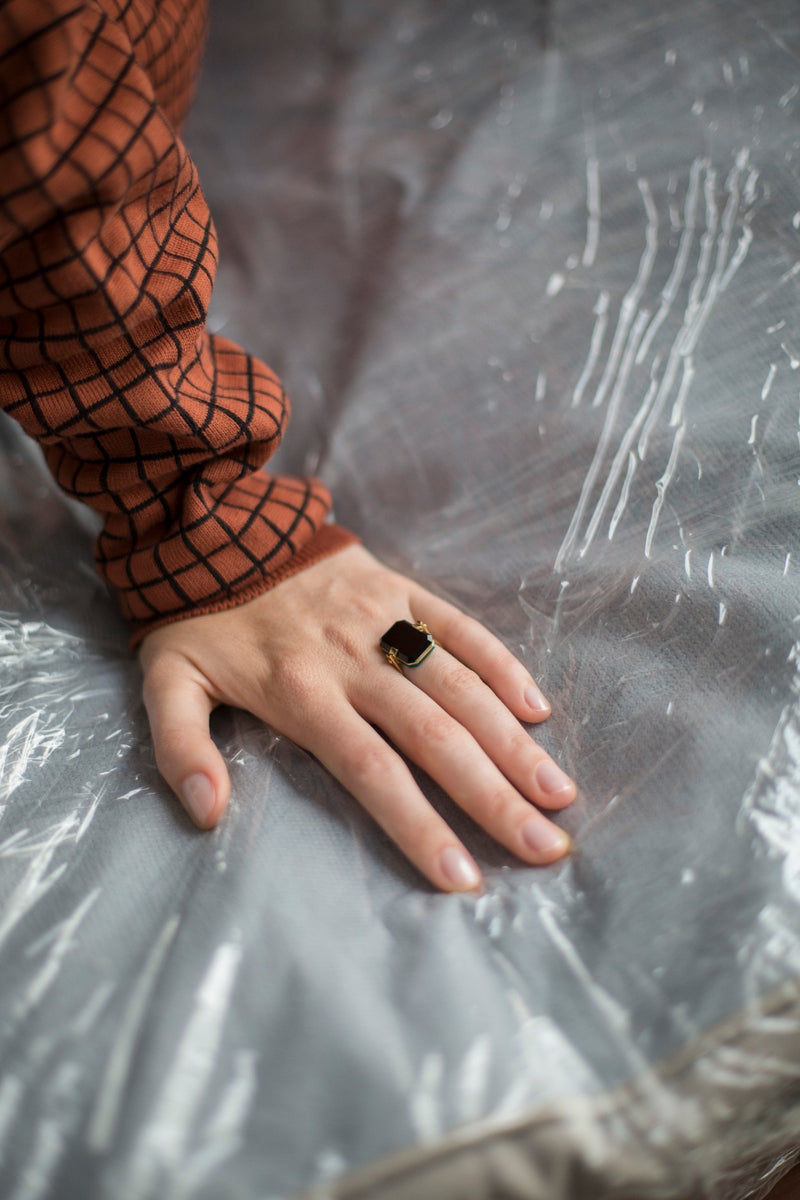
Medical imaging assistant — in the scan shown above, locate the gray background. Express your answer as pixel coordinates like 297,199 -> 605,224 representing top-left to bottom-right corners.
1,1 -> 800,1197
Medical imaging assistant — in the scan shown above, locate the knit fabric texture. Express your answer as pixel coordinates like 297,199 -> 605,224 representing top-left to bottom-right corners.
0,0 -> 355,644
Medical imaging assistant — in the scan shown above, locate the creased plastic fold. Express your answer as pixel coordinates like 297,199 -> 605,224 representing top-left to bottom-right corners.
2,1 -> 800,1198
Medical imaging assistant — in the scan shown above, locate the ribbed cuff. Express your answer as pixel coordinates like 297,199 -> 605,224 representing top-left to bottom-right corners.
127,523 -> 360,648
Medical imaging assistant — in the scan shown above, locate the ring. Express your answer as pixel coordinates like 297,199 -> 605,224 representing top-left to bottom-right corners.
380,620 -> 436,673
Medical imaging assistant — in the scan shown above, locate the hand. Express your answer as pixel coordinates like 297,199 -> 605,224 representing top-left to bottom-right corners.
138,544 -> 576,891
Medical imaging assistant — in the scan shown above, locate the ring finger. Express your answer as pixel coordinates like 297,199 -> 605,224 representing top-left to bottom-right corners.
377,621 -> 577,811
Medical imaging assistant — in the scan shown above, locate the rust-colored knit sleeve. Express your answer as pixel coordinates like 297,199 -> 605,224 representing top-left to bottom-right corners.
0,0 -> 356,645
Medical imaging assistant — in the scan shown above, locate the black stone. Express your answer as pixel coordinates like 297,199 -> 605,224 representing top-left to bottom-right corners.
380,620 -> 434,668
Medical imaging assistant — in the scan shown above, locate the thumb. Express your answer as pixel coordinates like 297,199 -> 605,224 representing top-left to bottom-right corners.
141,660 -> 230,829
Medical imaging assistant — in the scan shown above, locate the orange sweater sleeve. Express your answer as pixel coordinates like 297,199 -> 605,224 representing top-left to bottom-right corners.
0,0 -> 356,645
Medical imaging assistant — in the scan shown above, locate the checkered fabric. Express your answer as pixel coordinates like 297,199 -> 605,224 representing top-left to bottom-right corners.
0,0 -> 355,644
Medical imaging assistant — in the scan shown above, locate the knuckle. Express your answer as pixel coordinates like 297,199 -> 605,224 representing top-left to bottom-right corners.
415,708 -> 459,749
480,784 -> 518,829
152,721 -> 189,753
506,728 -> 537,761
350,592 -> 388,625
440,663 -> 481,698
320,601 -> 392,663
339,740 -> 391,785
152,737 -> 186,777
268,655 -> 317,708
323,622 -> 363,663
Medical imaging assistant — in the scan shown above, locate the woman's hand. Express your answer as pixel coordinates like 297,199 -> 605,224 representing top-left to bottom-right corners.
138,544 -> 576,892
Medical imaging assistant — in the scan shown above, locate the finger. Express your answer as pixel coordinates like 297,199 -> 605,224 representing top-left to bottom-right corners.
402,647 -> 576,811
141,659 -> 230,829
360,675 -> 572,865
296,700 -> 484,893
407,588 -> 551,723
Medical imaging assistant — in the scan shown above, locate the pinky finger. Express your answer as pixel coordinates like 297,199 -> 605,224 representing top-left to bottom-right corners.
307,708 -> 484,893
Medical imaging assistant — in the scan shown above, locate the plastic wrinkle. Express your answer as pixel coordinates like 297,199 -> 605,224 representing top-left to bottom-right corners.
2,2 -> 800,1199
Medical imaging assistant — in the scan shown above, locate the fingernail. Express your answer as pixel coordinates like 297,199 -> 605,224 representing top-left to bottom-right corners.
180,773 -> 216,826
525,683 -> 550,714
440,846 -> 482,890
521,817 -> 571,856
535,760 -> 574,797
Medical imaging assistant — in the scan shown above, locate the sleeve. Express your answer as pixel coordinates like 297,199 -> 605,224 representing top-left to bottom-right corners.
0,0 -> 357,646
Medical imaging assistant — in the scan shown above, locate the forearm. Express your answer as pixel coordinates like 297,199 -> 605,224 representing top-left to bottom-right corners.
0,0 -> 355,643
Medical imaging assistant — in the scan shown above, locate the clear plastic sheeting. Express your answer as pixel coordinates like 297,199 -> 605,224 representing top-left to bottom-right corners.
2,0 -> 800,1197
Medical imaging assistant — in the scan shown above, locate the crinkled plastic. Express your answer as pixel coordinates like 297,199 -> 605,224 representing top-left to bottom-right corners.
2,1 -> 800,1197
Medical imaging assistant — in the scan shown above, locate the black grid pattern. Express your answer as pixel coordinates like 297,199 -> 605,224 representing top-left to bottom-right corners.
0,0 -> 353,641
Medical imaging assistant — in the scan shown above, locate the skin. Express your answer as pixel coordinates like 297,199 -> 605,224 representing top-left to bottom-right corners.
138,544 -> 576,892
